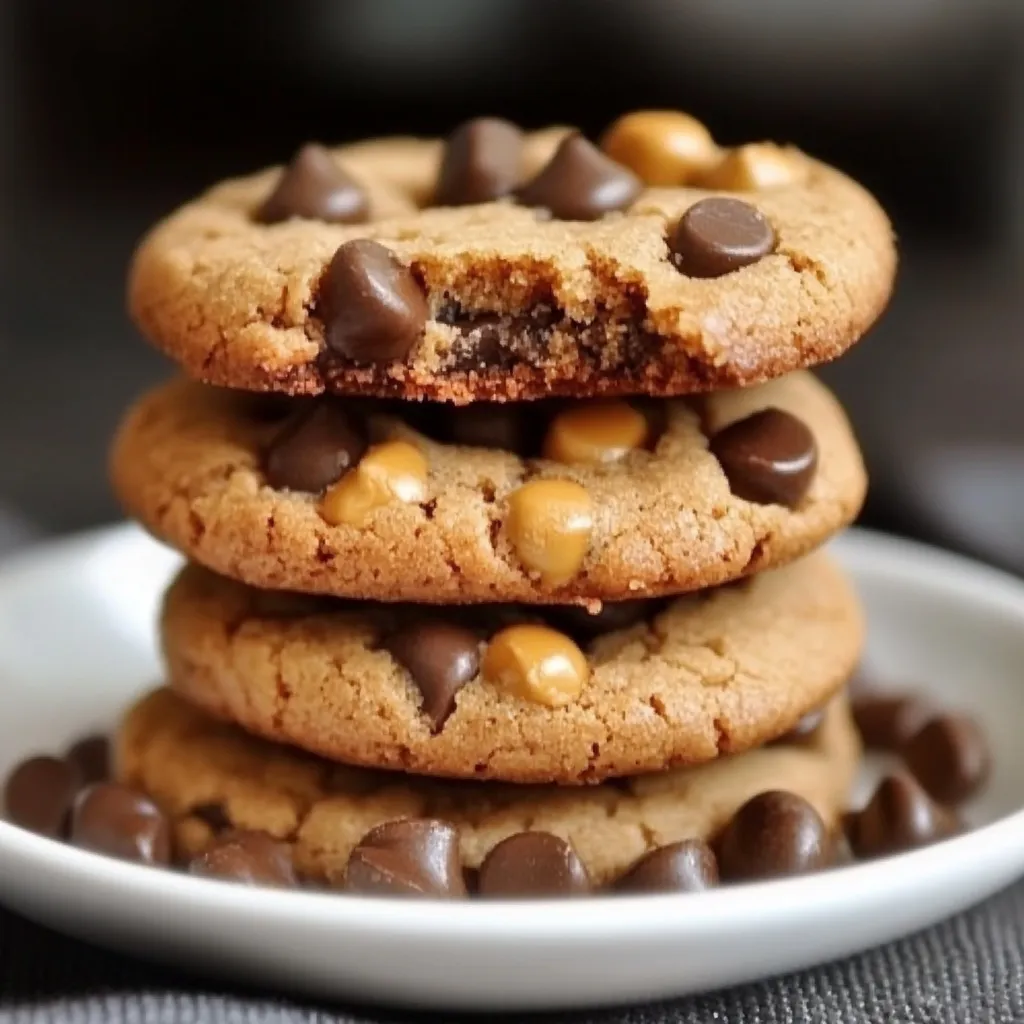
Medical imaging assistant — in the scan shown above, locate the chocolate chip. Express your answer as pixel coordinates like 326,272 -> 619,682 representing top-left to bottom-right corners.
345,819 -> 466,898
256,143 -> 369,224
65,735 -> 110,787
616,840 -> 719,894
189,830 -> 297,887
547,599 -> 659,642
263,401 -> 366,493
434,118 -> 524,206
515,133 -> 642,221
190,802 -> 232,834
320,240 -> 429,363
708,408 -> 817,508
716,791 -> 832,882
771,707 -> 826,747
444,404 -> 532,454
3,756 -> 80,838
69,783 -> 171,866
669,197 -> 776,278
851,691 -> 932,751
477,831 -> 591,897
902,714 -> 990,805
384,621 -> 480,730
845,773 -> 960,860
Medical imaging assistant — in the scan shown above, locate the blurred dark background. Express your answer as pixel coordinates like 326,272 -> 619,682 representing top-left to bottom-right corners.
2,0 -> 1024,567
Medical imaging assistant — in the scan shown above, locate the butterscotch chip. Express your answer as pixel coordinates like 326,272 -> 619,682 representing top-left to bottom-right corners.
116,687 -> 861,886
699,143 -> 806,192
481,625 -> 589,707
127,122 -> 895,403
600,110 -> 719,186
158,552 -> 863,783
110,371 -> 866,604
320,440 -> 427,527
542,401 -> 649,464
505,479 -> 593,586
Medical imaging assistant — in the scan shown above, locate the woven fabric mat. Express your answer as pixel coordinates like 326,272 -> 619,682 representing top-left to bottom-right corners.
2,880 -> 1024,1023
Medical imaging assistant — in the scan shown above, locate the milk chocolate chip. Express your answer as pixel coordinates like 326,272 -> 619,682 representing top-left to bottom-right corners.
345,819 -> 467,898
478,832 -> 591,897
264,402 -> 366,493
902,714 -> 991,805
3,756 -> 80,838
845,773 -> 960,860
434,117 -> 524,206
516,133 -> 642,221
717,791 -> 832,881
851,691 -> 932,751
257,143 -> 369,224
616,840 -> 719,893
189,830 -> 297,887
320,240 -> 428,363
709,408 -> 817,508
670,197 -> 776,279
385,621 -> 480,730
69,783 -> 171,866
65,735 -> 110,787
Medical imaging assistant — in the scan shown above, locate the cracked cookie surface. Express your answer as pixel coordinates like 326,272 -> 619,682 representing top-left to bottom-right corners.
128,129 -> 895,403
110,371 -> 865,605
117,687 -> 859,884
159,552 -> 862,783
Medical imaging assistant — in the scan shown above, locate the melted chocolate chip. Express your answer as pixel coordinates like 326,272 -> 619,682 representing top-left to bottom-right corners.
345,819 -> 467,898
189,830 -> 297,887
845,773 -> 960,860
256,143 -> 369,224
516,133 -> 642,221
443,403 -> 534,454
669,198 -> 775,278
190,802 -> 232,834
65,735 -> 110,787
902,714 -> 991,806
708,408 -> 818,508
434,118 -> 524,206
385,621 -> 481,730
319,240 -> 429,363
264,401 -> 366,493
477,831 -> 591,897
616,840 -> 719,894
3,756 -> 80,838
547,599 -> 659,643
69,783 -> 171,866
716,791 -> 832,882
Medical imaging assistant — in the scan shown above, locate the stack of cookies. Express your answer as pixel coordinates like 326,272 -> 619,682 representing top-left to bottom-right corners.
107,110 -> 898,895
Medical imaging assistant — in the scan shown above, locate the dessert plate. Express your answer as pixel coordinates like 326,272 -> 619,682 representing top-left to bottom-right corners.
0,524 -> 1023,1011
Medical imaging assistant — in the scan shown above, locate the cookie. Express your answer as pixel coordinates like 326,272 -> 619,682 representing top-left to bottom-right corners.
116,687 -> 860,887
110,371 -> 865,605
160,552 -> 862,783
128,113 -> 895,404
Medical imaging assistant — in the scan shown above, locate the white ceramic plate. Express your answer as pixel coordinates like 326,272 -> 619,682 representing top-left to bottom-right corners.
0,524 -> 1022,1012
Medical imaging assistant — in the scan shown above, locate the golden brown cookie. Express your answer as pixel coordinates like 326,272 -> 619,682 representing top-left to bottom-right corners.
128,116 -> 895,404
117,688 -> 860,887
110,371 -> 865,605
160,552 -> 863,783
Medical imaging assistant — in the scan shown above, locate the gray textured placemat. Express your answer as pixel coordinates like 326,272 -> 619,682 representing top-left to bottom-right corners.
3,880 -> 1024,1023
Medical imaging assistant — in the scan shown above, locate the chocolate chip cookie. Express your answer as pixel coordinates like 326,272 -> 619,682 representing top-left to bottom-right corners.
110,371 -> 865,605
117,688 -> 860,887
159,552 -> 862,783
128,113 -> 895,404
